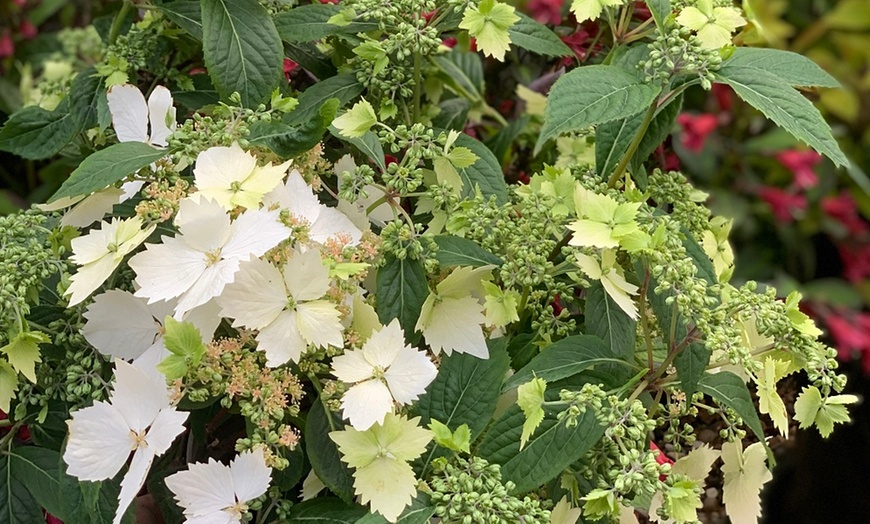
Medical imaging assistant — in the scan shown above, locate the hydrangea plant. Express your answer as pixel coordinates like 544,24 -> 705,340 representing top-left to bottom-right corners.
0,0 -> 856,523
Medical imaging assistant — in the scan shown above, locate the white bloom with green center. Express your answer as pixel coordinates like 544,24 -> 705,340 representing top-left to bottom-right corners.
415,265 -> 495,359
217,249 -> 344,367
65,216 -> 156,306
676,0 -> 746,49
459,0 -> 519,61
330,413 -> 433,522
721,440 -> 772,524
64,360 -> 188,524
165,448 -> 272,524
570,0 -> 625,23
575,250 -> 639,320
192,142 -> 291,211
129,198 -> 291,316
331,319 -> 437,431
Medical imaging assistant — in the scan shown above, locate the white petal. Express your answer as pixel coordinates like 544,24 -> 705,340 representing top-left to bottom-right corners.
61,188 -> 125,228
264,169 -> 321,220
384,346 -> 437,405
230,448 -> 272,503
120,180 -> 146,201
174,258 -> 242,316
223,208 -> 291,260
217,257 -> 287,329
295,301 -> 344,349
332,348 -> 376,384
107,84 -> 149,143
83,290 -> 160,359
147,86 -> 175,147
66,255 -> 119,306
175,197 -> 232,253
341,379 -> 394,430
69,222 -> 113,265
193,144 -> 257,209
145,407 -> 188,455
601,273 -> 639,320
422,297 -> 488,359
130,236 -> 208,304
187,513 -> 237,524
310,206 -> 363,246
114,448 -> 155,524
282,249 -> 330,301
184,299 -> 222,341
64,401 -> 133,481
301,470 -> 326,501
36,194 -> 84,212
166,458 -> 236,518
360,319 -> 406,369
110,360 -> 172,432
131,340 -> 170,376
256,310 -> 308,366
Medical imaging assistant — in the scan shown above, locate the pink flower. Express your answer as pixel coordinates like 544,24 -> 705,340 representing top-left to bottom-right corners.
838,243 -> 870,282
758,187 -> 806,223
44,512 -> 63,524
712,84 -> 733,112
283,58 -> 298,81
561,25 -> 602,64
825,311 -> 870,374
676,113 -> 718,152
442,36 -> 457,48
822,193 -> 868,235
527,0 -> 563,25
777,149 -> 821,190
0,32 -> 14,58
19,20 -> 37,40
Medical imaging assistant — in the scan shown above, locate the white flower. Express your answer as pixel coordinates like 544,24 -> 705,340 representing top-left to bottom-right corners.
165,448 -> 272,524
106,84 -> 176,147
64,360 -> 187,524
331,154 -> 393,229
129,198 -> 291,316
332,319 -> 437,430
36,181 -> 145,229
575,250 -> 639,320
217,250 -> 344,366
82,290 -> 220,374
193,142 -> 290,211
65,216 -> 156,306
263,168 -> 362,245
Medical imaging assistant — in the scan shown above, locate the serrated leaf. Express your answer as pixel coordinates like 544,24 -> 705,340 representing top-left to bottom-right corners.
0,104 -> 78,160
722,48 -> 840,88
432,51 -> 484,101
585,282 -> 636,361
504,335 -> 634,391
288,497 -> 368,522
248,98 -> 338,158
433,235 -> 503,267
536,65 -> 661,152
714,66 -> 847,167
200,0 -> 283,108
375,255 -> 428,345
508,13 -> 573,57
306,400 -> 357,504
287,74 -> 364,126
696,372 -> 766,444
452,133 -> 509,204
432,98 -> 471,131
646,0 -> 671,28
274,4 -> 378,42
0,452 -> 44,524
48,142 -> 167,203
159,1 -> 203,39
68,67 -> 104,131
477,404 -> 604,494
330,129 -> 386,172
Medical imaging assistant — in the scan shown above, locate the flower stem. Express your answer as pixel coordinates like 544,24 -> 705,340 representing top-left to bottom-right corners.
109,1 -> 133,46
607,101 -> 658,188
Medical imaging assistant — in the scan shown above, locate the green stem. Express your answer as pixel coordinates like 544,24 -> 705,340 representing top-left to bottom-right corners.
607,101 -> 658,188
638,268 -> 654,372
412,50 -> 422,125
547,231 -> 573,262
0,422 -> 23,451
108,0 -> 133,46
668,299 -> 679,351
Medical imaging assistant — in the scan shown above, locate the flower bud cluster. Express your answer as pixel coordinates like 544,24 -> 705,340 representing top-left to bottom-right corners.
641,27 -> 722,89
430,456 -> 551,523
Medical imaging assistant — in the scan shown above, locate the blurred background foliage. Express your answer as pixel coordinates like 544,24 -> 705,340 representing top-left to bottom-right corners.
1,0 -> 868,520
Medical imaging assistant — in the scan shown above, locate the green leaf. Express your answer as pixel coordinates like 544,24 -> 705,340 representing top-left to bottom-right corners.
714,66 -> 847,167
7,447 -> 68,520
287,74 -> 364,126
288,497 -> 368,522
432,51 -> 484,101
452,133 -> 509,204
508,13 -> 573,57
305,400 -> 357,504
536,65 -> 661,152
696,371 -> 766,444
375,255 -> 428,344
646,0 -> 671,28
722,48 -> 840,88
433,235 -> 503,268
330,129 -> 386,173
248,98 -> 338,158
48,142 -> 168,203
69,67 -> 105,131
486,115 -> 530,164
354,493 -> 434,524
584,282 -> 636,361
477,404 -> 604,494
159,1 -> 203,39
200,0 -> 283,108
504,335 -> 633,391
0,105 -> 78,160
432,98 -> 471,131
0,452 -> 43,524
284,41 -> 338,80
274,4 -> 378,42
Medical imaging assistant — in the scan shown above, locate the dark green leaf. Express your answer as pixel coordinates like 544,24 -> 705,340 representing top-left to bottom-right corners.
354,493 -> 434,523
722,48 -> 840,88
508,13 -> 573,57
504,335 -> 634,391
69,67 -> 104,131
200,0 -> 284,107
274,4 -> 378,42
433,235 -> 503,268
696,371 -> 766,444
375,255 -> 428,344
159,0 -> 203,39
48,142 -> 167,203
288,497 -> 368,522
453,133 -> 509,205
478,405 -> 604,494
506,332 -> 538,370
432,51 -> 484,101
585,282 -> 636,361
6,447 -> 67,520
287,74 -> 364,126
646,0 -> 671,28
284,41 -> 338,80
305,400 -> 356,503
0,452 -> 43,524
329,129 -> 386,173
486,116 -> 529,164
0,105 -> 77,160
432,98 -> 471,131
249,98 -> 338,158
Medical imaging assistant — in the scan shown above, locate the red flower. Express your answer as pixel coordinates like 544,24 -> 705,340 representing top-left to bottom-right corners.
19,20 -> 37,40
283,58 -> 298,81
634,2 -> 652,21
0,32 -> 14,58
441,36 -> 457,48
777,149 -> 821,190
825,311 -> 870,374
758,187 -> 806,223
822,193 -> 868,235
44,512 -> 63,524
838,243 -> 870,282
527,0 -> 564,25
676,113 -> 718,152
655,143 -> 681,172
712,84 -> 733,113
560,24 -> 602,64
